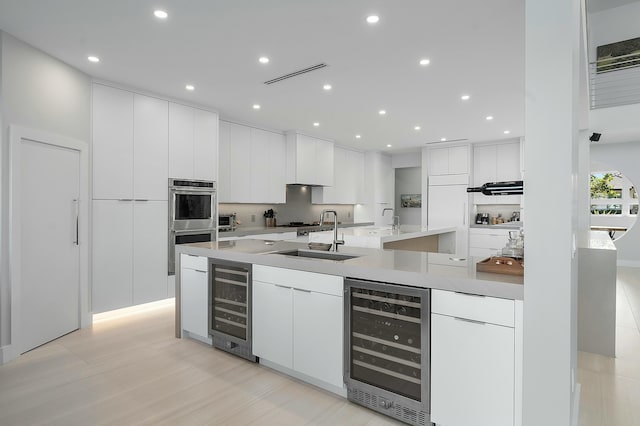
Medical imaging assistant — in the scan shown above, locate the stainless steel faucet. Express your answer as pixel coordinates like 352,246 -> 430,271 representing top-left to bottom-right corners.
320,209 -> 345,252
382,208 -> 394,217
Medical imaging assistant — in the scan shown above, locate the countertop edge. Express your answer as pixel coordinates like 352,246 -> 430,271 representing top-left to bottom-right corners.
176,242 -> 524,301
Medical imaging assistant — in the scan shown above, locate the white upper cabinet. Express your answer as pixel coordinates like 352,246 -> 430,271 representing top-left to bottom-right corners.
133,94 -> 168,200
218,121 -> 286,204
169,102 -> 218,181
194,108 -> 219,182
312,147 -> 364,204
93,84 -> 169,200
286,132 -> 334,186
428,145 -> 469,176
472,141 -> 521,204
92,84 -> 134,200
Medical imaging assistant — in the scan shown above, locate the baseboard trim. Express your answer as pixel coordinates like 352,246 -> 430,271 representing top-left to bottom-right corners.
571,383 -> 581,426
0,344 -> 17,365
617,260 -> 640,268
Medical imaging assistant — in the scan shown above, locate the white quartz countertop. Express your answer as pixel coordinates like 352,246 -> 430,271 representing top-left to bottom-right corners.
470,221 -> 523,230
176,239 -> 523,300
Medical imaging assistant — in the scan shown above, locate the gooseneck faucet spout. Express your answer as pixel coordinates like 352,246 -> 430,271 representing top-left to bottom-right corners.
320,209 -> 345,252
382,208 -> 394,217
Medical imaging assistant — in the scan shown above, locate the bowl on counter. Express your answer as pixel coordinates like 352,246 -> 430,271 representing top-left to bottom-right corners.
308,242 -> 332,251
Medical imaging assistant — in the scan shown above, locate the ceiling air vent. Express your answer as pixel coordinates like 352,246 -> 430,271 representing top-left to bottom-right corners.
263,63 -> 328,85
424,138 -> 468,145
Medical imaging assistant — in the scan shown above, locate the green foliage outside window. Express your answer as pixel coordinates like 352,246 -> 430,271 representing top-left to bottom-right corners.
590,173 -> 622,199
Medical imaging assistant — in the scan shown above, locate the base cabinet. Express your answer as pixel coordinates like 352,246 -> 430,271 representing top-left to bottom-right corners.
252,265 -> 343,389
180,255 -> 209,339
430,289 -> 519,426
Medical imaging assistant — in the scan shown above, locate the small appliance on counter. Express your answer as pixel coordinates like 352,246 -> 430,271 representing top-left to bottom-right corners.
218,213 -> 237,232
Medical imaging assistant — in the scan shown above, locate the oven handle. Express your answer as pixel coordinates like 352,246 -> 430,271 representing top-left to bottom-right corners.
171,192 -> 176,222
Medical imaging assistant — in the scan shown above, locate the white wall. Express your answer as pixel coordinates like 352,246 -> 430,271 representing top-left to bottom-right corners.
0,32 -> 91,351
523,0 -> 582,424
591,141 -> 640,266
394,167 -> 421,226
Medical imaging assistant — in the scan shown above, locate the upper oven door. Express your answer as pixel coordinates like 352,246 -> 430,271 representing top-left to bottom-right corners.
171,189 -> 216,231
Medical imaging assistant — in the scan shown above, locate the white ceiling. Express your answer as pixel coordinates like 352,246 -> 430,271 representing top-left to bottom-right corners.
0,0 -> 526,152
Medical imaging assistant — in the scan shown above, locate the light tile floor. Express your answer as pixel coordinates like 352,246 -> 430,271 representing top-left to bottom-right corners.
1,268 -> 639,425
578,267 -> 640,426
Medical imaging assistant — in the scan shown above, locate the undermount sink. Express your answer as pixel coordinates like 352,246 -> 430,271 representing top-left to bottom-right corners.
270,249 -> 360,261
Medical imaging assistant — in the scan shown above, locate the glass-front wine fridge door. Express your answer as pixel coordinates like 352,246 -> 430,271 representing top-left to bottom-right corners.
350,286 -> 424,401
211,264 -> 249,340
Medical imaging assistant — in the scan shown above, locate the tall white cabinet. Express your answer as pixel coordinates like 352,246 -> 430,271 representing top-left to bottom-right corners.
169,102 -> 218,181
472,141 -> 521,204
92,83 -> 217,313
218,120 -> 286,203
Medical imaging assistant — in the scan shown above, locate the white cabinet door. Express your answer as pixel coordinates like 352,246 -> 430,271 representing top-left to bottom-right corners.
133,94 -> 168,200
431,313 -> 515,426
251,128 -> 271,203
473,144 -> 496,186
228,122 -> 251,202
496,142 -> 521,181
218,121 -> 231,202
449,145 -> 469,174
169,103 -> 195,179
92,200 -> 133,313
194,109 -> 218,181
429,147 -> 449,176
252,280 -> 293,368
428,184 -> 468,228
181,267 -> 209,338
351,150 -> 365,204
293,289 -> 343,388
268,131 -> 287,203
133,201 -> 168,304
92,84 -> 134,200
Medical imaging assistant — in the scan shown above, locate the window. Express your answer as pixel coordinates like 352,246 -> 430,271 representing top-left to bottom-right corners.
590,171 -> 637,239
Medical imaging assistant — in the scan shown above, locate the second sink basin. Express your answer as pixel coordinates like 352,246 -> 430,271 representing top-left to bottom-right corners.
271,249 -> 360,261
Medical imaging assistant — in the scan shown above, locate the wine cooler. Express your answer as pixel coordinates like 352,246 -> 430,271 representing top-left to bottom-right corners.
208,259 -> 256,362
344,278 -> 432,426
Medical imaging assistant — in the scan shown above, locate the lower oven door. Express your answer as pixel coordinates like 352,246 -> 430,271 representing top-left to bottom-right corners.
168,229 -> 215,275
344,278 -> 431,425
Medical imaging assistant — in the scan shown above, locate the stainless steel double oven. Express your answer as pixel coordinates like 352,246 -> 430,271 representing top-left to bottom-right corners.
168,178 -> 216,275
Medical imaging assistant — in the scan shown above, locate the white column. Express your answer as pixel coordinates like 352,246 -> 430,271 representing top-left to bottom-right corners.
524,0 -> 582,425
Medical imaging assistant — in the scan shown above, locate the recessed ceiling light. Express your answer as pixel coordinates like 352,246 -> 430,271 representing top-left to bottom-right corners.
185,85 -> 195,91
379,110 -> 386,115
414,126 -> 421,130
258,56 -> 270,64
154,10 -> 168,19
253,104 -> 261,110
386,144 -> 392,148
486,116 -> 494,120
440,137 -> 447,142
366,15 -> 380,24
461,94 -> 470,101
323,84 -> 332,91
504,130 -> 511,134
419,59 -> 430,66
87,56 -> 100,63
355,134 -> 362,139
313,122 -> 320,127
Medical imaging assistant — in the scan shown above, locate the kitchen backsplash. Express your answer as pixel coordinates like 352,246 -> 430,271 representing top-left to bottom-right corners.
220,185 -> 354,228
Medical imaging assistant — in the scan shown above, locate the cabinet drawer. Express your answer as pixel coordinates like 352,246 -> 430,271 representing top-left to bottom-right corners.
432,289 -> 514,327
253,265 -> 342,296
180,254 -> 208,271
469,233 -> 508,249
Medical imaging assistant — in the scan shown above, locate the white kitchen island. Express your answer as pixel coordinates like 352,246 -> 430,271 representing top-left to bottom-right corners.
308,225 -> 458,252
174,240 -> 523,426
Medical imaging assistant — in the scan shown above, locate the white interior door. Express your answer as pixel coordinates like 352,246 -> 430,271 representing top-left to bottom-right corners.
20,139 -> 80,353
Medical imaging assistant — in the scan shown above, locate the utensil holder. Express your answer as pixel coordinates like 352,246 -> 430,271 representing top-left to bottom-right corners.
265,218 -> 276,228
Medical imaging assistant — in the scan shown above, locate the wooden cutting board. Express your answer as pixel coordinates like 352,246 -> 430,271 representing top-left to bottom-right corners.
476,256 -> 524,276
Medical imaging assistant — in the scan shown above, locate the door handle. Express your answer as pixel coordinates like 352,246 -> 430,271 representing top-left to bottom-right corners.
73,199 -> 79,245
